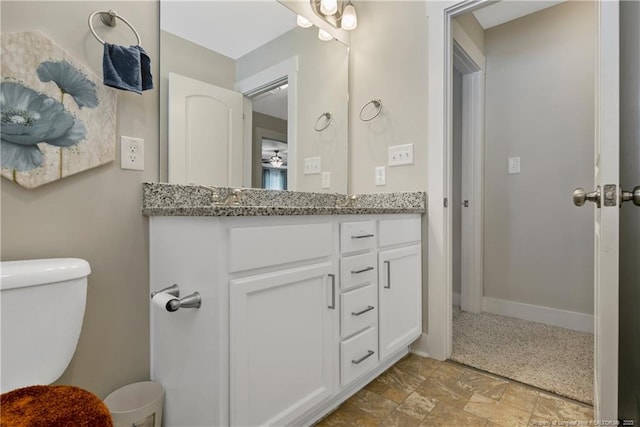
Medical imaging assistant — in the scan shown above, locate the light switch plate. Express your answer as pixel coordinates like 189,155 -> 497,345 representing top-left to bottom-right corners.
121,136 -> 144,171
304,157 -> 321,175
508,157 -> 520,174
388,143 -> 414,166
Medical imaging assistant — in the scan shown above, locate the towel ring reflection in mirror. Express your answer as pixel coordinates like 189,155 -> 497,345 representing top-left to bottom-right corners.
360,99 -> 383,121
314,112 -> 332,132
88,10 -> 142,46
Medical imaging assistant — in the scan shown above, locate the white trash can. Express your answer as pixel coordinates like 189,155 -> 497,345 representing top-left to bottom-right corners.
104,381 -> 164,427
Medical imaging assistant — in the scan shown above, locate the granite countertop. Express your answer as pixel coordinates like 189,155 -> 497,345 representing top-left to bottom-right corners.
142,183 -> 426,217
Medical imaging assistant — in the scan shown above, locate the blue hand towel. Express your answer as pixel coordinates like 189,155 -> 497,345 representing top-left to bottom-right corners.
103,43 -> 153,94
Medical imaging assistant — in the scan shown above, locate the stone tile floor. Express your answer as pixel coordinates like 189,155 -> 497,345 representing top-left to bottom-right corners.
315,354 -> 593,426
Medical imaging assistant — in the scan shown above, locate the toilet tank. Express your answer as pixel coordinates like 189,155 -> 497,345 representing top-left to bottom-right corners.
0,258 -> 91,393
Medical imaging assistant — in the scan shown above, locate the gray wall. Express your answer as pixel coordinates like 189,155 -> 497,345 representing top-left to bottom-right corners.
454,12 -> 485,53
618,0 -> 640,421
349,1 -> 429,193
159,31 -> 236,182
1,1 -> 159,398
483,1 -> 595,314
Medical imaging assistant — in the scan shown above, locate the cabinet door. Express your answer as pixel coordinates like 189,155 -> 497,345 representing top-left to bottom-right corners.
378,245 -> 422,360
230,262 -> 335,426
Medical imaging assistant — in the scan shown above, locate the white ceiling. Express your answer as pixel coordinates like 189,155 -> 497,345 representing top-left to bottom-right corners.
472,1 -> 567,30
161,1 -> 298,60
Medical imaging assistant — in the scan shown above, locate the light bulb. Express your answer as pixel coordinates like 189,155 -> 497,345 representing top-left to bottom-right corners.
320,0 -> 338,16
318,28 -> 333,41
296,15 -> 312,28
341,3 -> 358,30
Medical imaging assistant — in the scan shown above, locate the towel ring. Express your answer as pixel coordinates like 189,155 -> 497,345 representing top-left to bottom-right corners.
359,99 -> 383,122
88,10 -> 142,46
314,112 -> 332,132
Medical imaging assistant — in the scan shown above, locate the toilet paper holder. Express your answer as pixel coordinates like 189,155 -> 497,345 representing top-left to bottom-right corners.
151,284 -> 202,312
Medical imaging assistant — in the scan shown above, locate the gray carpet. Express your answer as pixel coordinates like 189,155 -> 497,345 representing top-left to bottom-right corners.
451,309 -> 593,405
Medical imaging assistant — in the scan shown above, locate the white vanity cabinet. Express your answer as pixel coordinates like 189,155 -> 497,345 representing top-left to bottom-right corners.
149,214 -> 422,427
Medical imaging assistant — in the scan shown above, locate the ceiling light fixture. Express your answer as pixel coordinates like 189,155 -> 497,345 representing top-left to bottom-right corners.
309,0 -> 358,32
318,28 -> 333,41
296,14 -> 312,28
270,151 -> 284,168
341,2 -> 357,30
320,0 -> 338,16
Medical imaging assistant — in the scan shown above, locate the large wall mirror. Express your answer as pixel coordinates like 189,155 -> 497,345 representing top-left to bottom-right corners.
159,0 -> 349,192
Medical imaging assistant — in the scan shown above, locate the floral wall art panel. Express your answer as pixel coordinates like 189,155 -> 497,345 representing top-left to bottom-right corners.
1,31 -> 116,189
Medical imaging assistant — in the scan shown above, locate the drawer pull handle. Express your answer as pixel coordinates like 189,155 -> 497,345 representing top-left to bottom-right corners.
351,266 -> 374,274
328,274 -> 336,310
351,305 -> 375,316
352,350 -> 375,365
351,234 -> 374,239
384,260 -> 391,289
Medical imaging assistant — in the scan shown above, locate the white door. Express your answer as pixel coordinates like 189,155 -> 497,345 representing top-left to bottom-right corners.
229,262 -> 335,426
378,245 -> 422,360
168,72 -> 243,186
573,1 -> 619,420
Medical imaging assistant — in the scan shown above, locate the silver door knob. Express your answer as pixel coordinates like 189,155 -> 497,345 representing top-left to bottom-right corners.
620,186 -> 640,206
573,186 -> 601,207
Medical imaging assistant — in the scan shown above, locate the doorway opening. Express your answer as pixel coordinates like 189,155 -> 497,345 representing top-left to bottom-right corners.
448,1 -> 595,406
244,78 -> 289,190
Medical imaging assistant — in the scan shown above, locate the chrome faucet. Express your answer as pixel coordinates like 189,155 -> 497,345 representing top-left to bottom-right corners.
193,184 -> 221,205
336,194 -> 357,208
222,188 -> 243,206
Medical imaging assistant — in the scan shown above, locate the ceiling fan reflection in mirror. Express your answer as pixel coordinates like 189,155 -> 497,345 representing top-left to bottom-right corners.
263,150 -> 288,169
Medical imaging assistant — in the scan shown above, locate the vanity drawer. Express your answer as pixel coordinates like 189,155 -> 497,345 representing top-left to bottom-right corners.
340,221 -> 376,254
378,217 -> 421,248
229,223 -> 332,272
340,327 -> 378,387
341,284 -> 377,338
340,252 -> 377,291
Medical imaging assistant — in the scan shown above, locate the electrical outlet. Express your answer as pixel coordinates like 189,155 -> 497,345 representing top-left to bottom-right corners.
121,136 -> 144,171
388,143 -> 414,166
304,157 -> 321,175
508,157 -> 520,174
375,166 -> 386,186
321,171 -> 331,189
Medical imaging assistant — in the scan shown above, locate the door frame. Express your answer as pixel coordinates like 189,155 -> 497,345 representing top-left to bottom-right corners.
425,0 -> 490,362
452,20 -> 485,314
425,0 -> 618,418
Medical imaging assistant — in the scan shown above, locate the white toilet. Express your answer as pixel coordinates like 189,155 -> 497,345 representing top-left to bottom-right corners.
0,258 -> 90,392
0,258 -> 112,426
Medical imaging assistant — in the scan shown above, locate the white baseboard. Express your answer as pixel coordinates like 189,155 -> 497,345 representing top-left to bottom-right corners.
453,291 -> 461,307
483,297 -> 593,333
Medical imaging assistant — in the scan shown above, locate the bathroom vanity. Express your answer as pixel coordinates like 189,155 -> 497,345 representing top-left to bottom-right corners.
144,184 -> 425,426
